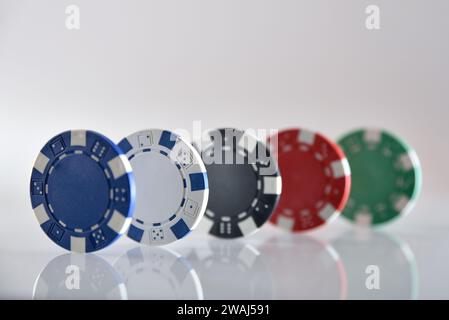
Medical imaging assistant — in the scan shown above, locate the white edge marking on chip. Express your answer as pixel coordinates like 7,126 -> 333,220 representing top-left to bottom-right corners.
34,204 -> 50,225
189,270 -> 204,300
402,197 -> 417,218
355,211 -> 372,226
325,245 -> 340,261
32,273 -> 48,297
331,158 -> 350,178
122,155 -> 133,173
363,129 -> 381,143
277,216 -> 294,231
238,131 -> 257,154
137,131 -> 154,148
238,245 -> 259,268
399,152 -> 414,171
128,131 -> 143,150
319,203 -> 337,221
206,209 -> 215,217
108,155 -> 132,180
70,130 -> 86,146
70,236 -> 86,253
262,176 -> 282,194
165,242 -> 203,298
298,129 -> 315,145
118,284 -> 128,300
237,216 -> 258,236
107,210 -> 131,234
408,149 -> 421,169
151,130 -> 163,148
34,152 -> 50,174
400,242 -> 416,262
142,230 -> 151,245
105,283 -> 128,300
394,195 -> 410,213
327,210 -> 340,224
70,253 -> 86,270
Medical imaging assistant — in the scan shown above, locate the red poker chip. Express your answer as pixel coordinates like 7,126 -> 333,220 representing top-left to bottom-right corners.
268,128 -> 351,232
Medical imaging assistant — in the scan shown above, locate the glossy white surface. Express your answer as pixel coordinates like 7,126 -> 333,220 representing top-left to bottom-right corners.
0,193 -> 447,299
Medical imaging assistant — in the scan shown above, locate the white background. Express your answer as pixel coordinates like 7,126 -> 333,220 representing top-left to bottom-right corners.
0,0 -> 448,299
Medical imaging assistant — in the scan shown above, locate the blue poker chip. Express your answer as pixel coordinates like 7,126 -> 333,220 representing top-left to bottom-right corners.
30,130 -> 135,253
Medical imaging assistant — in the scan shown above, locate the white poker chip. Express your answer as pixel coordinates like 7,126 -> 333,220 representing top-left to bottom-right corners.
118,129 -> 209,246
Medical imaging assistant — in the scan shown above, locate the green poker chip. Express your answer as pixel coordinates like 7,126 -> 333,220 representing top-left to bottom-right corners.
337,129 -> 422,226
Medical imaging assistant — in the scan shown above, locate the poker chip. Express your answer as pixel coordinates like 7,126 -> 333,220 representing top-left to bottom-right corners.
333,231 -> 418,299
268,128 -> 351,232
30,130 -> 135,253
114,246 -> 203,299
337,129 -> 422,225
195,128 -> 282,239
118,129 -> 208,246
33,254 -> 126,300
